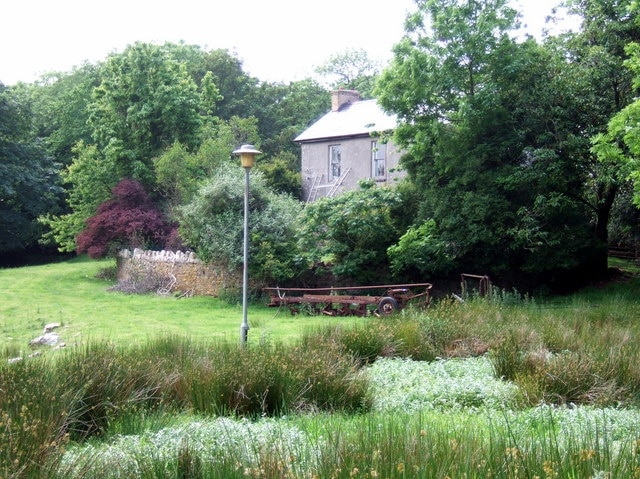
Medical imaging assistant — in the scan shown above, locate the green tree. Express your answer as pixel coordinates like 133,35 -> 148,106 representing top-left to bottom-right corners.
592,40 -> 640,205
197,48 -> 261,120
315,49 -> 381,98
154,116 -> 262,210
153,141 -> 195,209
388,220 -> 455,280
589,0 -> 640,210
0,84 -> 61,256
39,142 -> 113,252
257,151 -> 302,198
195,116 -> 261,175
245,79 -> 328,198
43,42 -> 210,252
178,169 -> 301,285
563,0 -> 640,261
376,0 -> 610,287
297,183 -> 407,284
26,64 -> 100,167
253,78 -> 329,158
9,65 -> 102,259
88,42 -> 204,188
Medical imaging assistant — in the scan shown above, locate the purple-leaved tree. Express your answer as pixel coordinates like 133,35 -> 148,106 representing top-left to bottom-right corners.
77,179 -> 177,258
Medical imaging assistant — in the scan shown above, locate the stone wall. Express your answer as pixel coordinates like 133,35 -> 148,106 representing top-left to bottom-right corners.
117,249 -> 240,296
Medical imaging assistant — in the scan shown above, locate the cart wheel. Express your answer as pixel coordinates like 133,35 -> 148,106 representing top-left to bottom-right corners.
378,297 -> 399,316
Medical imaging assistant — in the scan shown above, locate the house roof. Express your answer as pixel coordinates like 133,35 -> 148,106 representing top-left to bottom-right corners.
294,99 -> 397,143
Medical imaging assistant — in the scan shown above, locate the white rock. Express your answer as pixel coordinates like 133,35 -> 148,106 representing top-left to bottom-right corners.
43,322 -> 61,333
29,332 -> 60,347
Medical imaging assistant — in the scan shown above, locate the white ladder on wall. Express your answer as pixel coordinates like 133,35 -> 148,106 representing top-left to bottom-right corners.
327,167 -> 351,198
306,174 -> 323,203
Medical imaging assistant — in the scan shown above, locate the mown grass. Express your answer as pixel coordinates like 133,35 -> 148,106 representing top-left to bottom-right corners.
2,257 -> 640,478
0,256 -> 366,356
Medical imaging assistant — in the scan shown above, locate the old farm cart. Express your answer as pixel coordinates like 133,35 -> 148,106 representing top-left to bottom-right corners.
264,283 -> 433,316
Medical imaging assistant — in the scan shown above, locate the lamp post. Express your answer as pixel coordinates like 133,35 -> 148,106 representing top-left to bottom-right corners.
233,144 -> 261,345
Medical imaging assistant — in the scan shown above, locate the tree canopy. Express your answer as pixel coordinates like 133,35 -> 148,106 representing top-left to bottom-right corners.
76,179 -> 175,258
2,3 -> 640,291
0,83 -> 61,256
25,42 -> 329,258
591,0 -> 640,208
315,49 -> 381,98
375,0 -> 639,288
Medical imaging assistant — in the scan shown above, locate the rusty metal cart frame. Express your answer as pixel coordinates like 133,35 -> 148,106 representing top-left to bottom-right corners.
263,283 -> 433,317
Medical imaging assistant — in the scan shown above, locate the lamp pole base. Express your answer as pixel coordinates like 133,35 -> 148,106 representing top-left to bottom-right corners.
240,323 -> 249,345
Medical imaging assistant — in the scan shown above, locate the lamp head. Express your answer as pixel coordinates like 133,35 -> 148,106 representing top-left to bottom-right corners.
233,144 -> 261,169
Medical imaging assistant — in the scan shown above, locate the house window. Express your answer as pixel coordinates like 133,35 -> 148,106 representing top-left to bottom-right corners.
329,144 -> 341,181
371,141 -> 386,180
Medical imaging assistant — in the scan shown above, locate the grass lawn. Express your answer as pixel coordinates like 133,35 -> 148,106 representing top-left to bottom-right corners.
0,256 -> 365,356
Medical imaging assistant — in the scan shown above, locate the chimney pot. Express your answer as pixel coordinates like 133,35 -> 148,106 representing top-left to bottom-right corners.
331,89 -> 361,111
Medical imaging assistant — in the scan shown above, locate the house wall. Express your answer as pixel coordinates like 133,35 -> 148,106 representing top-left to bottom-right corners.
301,136 -> 404,201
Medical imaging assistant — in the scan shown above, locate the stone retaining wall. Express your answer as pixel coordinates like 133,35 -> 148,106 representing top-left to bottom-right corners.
117,249 -> 240,296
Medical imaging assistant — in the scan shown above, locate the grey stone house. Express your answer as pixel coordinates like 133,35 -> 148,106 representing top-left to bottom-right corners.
295,90 -> 404,202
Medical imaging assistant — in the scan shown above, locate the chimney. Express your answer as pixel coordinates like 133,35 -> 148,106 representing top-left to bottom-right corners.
331,89 -> 361,111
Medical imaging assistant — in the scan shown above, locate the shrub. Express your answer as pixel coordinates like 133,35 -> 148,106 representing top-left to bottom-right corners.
76,179 -> 174,258
178,170 -> 302,285
297,184 -> 407,284
388,220 -> 456,279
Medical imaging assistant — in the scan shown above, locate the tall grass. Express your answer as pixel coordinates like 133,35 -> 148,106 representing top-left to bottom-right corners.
54,408 -> 640,478
3,258 -> 640,477
0,336 -> 369,478
303,409 -> 640,478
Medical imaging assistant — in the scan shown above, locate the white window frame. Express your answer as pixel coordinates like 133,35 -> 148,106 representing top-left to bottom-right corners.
329,144 -> 342,181
371,141 -> 386,180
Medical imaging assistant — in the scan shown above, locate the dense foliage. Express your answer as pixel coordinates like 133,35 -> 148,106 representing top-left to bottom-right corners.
87,43 -> 205,188
0,42 -> 328,263
76,179 -> 175,258
592,0 -> 640,208
178,169 -> 302,284
297,182 -> 409,284
314,48 -> 381,98
1,0 -> 640,289
0,83 -> 61,255
375,0 -> 640,288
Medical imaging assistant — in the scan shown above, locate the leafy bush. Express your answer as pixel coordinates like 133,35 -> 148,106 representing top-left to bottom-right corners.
388,220 -> 456,280
76,179 -> 175,258
297,184 -> 407,284
178,169 -> 301,284
256,151 -> 302,198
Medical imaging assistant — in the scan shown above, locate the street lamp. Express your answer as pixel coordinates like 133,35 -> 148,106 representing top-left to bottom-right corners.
232,144 -> 261,345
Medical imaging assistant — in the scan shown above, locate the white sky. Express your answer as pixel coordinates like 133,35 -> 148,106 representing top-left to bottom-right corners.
1,0 -> 578,86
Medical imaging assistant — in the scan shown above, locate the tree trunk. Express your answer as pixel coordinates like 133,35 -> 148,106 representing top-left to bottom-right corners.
593,181 -> 618,274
